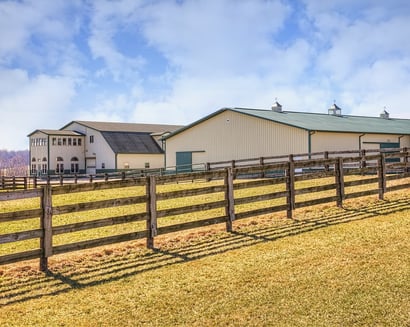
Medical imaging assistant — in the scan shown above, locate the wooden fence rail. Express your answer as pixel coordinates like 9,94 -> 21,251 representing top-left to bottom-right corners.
1,151 -> 409,271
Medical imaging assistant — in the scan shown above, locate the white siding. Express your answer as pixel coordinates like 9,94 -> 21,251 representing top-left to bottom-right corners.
64,122 -> 116,170
166,110 -> 308,167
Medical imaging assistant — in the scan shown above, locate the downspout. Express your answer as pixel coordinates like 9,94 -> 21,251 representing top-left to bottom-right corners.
398,135 -> 404,148
308,131 -> 316,159
115,153 -> 118,171
47,135 -> 50,175
358,133 -> 366,151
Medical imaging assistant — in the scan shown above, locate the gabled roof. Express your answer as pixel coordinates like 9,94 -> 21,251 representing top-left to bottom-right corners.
62,120 -> 183,134
101,132 -> 163,154
27,129 -> 84,137
165,107 -> 410,139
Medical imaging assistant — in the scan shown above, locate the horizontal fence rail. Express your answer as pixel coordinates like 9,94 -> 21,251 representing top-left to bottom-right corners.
0,150 -> 409,271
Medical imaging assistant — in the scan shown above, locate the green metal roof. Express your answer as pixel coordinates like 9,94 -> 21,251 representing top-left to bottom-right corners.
165,107 -> 410,138
232,108 -> 410,134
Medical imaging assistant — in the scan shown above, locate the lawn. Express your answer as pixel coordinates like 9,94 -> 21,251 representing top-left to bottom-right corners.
0,189 -> 409,327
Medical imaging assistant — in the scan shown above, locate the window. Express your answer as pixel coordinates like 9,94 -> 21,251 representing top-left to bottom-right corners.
101,163 -> 105,169
42,157 -> 47,162
63,138 -> 67,146
73,138 -> 77,146
57,138 -> 62,146
31,164 -> 37,174
145,162 -> 150,169
52,138 -> 56,145
70,157 -> 79,173
124,163 -> 129,169
32,157 -> 36,162
56,157 -> 64,174
56,164 -> 64,174
68,138 -> 72,146
78,138 -> 82,146
42,164 -> 47,174
90,135 -> 94,143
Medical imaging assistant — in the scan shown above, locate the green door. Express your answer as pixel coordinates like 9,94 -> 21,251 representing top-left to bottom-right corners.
176,152 -> 192,173
380,142 -> 400,163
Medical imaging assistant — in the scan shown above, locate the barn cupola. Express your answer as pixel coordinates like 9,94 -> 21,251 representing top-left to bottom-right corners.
328,103 -> 342,116
380,108 -> 390,119
271,100 -> 282,113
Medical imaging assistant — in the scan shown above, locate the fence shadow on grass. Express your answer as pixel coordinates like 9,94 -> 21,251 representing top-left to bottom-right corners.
1,197 -> 409,306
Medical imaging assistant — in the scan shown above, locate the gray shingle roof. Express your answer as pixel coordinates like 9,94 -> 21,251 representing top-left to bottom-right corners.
102,132 -> 163,154
66,121 -> 183,133
27,129 -> 84,137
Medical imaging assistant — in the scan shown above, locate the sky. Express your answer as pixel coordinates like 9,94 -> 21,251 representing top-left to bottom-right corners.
1,0 -> 410,150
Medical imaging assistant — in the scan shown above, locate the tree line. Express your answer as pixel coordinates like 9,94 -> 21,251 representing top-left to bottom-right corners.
0,150 -> 29,176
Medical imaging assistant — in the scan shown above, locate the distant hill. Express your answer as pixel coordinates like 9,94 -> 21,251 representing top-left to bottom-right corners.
0,149 -> 29,176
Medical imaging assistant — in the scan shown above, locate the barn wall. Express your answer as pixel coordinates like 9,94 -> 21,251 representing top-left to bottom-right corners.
312,132 -> 409,152
166,110 -> 308,167
116,153 -> 164,170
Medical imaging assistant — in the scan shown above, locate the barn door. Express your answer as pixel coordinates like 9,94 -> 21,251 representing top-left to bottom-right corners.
176,152 -> 192,173
380,142 -> 400,163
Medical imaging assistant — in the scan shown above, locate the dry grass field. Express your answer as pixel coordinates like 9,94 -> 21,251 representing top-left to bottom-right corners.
0,183 -> 409,326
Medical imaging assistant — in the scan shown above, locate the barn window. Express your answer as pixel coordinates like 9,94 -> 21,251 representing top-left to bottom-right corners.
90,135 -> 94,143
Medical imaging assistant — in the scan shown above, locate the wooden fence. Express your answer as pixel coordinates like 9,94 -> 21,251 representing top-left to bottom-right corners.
1,148 -> 407,190
0,151 -> 409,271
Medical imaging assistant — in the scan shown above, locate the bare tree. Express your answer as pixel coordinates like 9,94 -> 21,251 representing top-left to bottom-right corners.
0,150 -> 29,176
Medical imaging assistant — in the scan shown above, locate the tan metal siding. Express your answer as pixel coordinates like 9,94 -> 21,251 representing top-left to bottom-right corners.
166,110 -> 308,166
312,132 -> 409,152
117,154 -> 164,169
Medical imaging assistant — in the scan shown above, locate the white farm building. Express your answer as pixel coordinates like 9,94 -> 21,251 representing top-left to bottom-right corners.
164,103 -> 410,170
28,121 -> 182,176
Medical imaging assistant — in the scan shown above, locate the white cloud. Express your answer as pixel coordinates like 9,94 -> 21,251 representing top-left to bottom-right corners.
0,69 -> 76,149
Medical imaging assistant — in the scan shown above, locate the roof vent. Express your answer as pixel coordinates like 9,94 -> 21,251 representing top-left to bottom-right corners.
328,103 -> 342,116
271,100 -> 282,113
380,108 -> 390,119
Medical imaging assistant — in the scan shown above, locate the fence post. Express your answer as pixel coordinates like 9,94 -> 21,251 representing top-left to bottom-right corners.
403,147 -> 409,173
335,157 -> 345,207
12,176 -> 16,190
74,174 -> 78,184
360,149 -> 367,173
260,157 -> 265,178
378,153 -> 386,200
324,151 -> 330,172
224,168 -> 235,232
146,176 -> 157,249
286,155 -> 295,219
59,175 -> 63,186
33,176 -> 37,188
24,177 -> 27,190
40,185 -> 53,272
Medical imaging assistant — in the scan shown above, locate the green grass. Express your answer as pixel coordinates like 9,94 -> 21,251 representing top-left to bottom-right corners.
0,189 -> 409,326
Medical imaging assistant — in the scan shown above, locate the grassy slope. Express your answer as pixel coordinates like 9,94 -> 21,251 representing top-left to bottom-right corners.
0,192 -> 409,327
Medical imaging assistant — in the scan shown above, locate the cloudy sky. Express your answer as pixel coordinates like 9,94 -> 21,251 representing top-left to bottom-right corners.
1,0 -> 410,150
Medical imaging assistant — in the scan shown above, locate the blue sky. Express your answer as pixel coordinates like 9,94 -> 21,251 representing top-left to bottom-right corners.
1,0 -> 410,150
